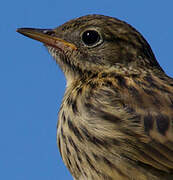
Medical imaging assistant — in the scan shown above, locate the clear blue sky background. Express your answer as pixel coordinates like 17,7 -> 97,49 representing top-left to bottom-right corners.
1,1 -> 173,180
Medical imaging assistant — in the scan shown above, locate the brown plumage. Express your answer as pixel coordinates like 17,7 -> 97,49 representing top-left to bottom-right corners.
17,15 -> 173,180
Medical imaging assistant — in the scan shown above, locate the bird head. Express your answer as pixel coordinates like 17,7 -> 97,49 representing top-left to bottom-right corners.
17,15 -> 163,84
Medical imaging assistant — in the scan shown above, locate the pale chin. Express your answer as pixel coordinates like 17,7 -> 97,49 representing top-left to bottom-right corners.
45,45 -> 81,87
46,45 -> 61,64
45,45 -> 73,82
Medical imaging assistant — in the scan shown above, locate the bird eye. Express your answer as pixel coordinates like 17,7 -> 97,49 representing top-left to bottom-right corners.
81,30 -> 102,47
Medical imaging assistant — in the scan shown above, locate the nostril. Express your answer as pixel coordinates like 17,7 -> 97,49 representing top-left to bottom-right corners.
43,29 -> 55,36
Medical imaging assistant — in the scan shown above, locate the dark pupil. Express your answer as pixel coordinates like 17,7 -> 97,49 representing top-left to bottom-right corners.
82,30 -> 100,46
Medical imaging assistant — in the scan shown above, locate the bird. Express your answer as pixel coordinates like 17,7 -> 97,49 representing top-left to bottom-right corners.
17,14 -> 173,180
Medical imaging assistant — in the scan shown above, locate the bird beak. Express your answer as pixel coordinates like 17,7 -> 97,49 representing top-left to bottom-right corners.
16,28 -> 77,51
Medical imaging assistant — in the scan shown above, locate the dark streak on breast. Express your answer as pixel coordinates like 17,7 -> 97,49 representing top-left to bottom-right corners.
75,161 -> 81,173
58,136 -> 62,156
61,128 -> 66,143
77,153 -> 82,163
102,157 -> 127,177
68,136 -> 80,153
103,157 -> 115,168
80,125 -> 109,147
62,111 -> 66,124
144,114 -> 154,133
72,99 -> 78,113
129,114 -> 141,124
66,143 -> 71,156
99,110 -> 121,123
156,114 -> 170,135
67,117 -> 83,141
84,152 -> 98,173
128,86 -> 143,103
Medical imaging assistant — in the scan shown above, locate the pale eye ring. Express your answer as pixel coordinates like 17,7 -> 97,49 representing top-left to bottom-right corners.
81,30 -> 103,47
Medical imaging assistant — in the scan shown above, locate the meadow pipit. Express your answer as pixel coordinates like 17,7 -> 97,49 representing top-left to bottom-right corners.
17,15 -> 173,180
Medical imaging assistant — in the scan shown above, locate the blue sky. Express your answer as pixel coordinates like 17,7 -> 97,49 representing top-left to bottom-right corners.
1,1 -> 173,180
